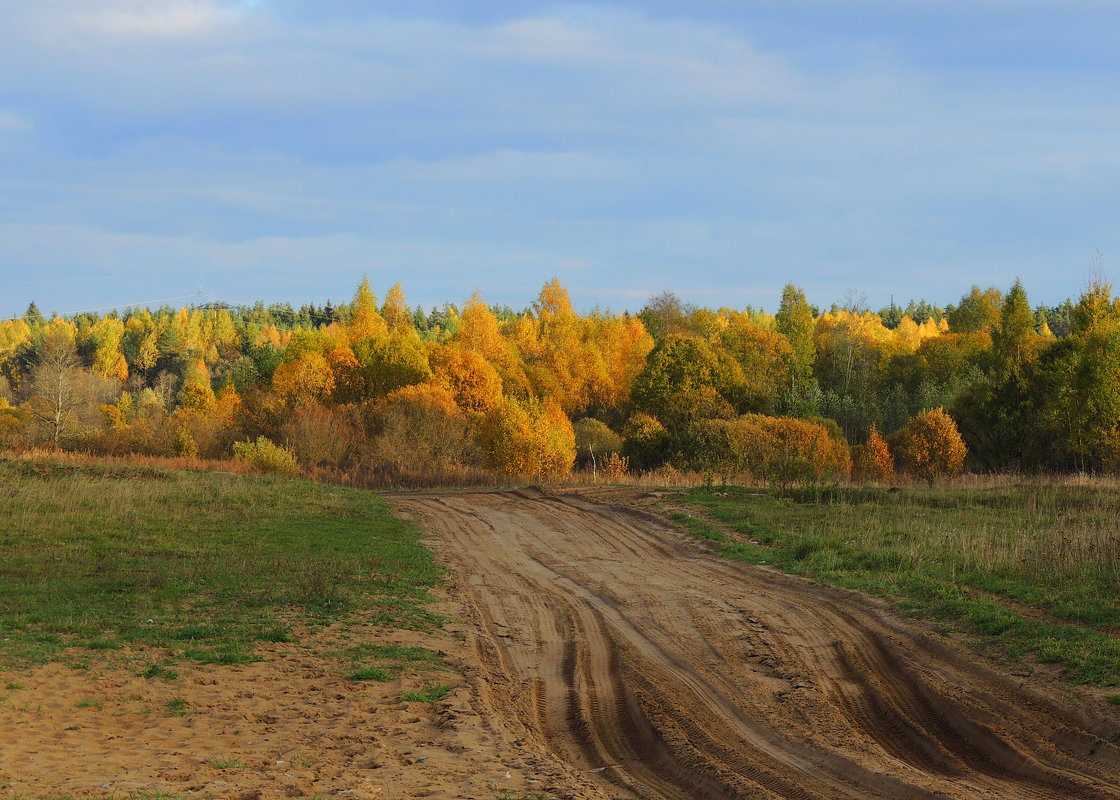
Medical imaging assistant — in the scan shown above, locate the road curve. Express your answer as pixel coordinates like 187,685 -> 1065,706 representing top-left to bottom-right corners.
392,488 -> 1120,800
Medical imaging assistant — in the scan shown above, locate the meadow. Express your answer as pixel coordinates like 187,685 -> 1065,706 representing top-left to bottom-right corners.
675,479 -> 1120,690
0,455 -> 444,670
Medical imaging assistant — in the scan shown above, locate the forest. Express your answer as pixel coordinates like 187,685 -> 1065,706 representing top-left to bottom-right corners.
1,274 -> 1118,486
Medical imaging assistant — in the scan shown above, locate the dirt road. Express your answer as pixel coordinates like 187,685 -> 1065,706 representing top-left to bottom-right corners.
394,487 -> 1120,800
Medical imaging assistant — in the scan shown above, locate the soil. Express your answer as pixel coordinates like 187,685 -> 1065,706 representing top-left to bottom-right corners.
4,486 -> 1120,799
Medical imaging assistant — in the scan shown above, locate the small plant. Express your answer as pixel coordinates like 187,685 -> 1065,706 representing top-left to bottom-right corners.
211,755 -> 245,770
259,624 -> 294,643
4,681 -> 24,691
349,666 -> 395,682
75,697 -> 104,709
139,663 -> 179,681
232,436 -> 299,475
401,683 -> 451,703
1107,694 -> 1120,706
165,696 -> 190,716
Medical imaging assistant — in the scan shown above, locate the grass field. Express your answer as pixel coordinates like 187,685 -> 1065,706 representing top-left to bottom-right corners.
675,482 -> 1120,689
0,455 -> 444,669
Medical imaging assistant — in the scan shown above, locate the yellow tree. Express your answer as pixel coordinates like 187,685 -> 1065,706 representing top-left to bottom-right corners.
178,359 -> 216,414
381,282 -> 413,334
719,314 -> 793,413
456,294 -> 530,394
270,351 -> 336,407
88,316 -> 126,378
584,313 -> 654,418
348,277 -> 388,343
430,345 -> 504,415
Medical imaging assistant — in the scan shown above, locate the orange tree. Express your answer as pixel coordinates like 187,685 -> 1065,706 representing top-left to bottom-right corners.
852,425 -> 894,484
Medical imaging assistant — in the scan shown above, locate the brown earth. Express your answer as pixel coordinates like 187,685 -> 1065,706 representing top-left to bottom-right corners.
393,487 -> 1120,800
3,486 -> 1120,799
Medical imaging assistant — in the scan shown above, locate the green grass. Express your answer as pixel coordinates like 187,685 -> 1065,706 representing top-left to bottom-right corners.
74,697 -> 103,709
210,755 -> 244,770
138,663 -> 179,681
349,665 -> 395,682
0,457 -> 445,669
340,641 -> 447,682
164,695 -> 190,716
401,682 -> 451,703
678,483 -> 1120,688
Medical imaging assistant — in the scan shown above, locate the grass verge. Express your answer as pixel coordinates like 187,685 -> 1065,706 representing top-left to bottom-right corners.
677,483 -> 1120,688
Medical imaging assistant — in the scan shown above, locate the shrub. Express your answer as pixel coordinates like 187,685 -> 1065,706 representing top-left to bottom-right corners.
370,383 -> 476,472
602,452 -> 630,480
621,413 -> 670,471
479,397 -> 575,479
890,407 -> 966,485
690,414 -> 851,488
853,425 -> 894,484
573,417 -> 623,469
232,436 -> 299,475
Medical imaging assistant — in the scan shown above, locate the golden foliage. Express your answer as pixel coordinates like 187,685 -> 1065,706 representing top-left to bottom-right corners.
479,397 -> 575,479
233,436 -> 300,475
694,414 -> 851,487
430,346 -> 503,415
177,360 -> 216,414
381,282 -> 413,333
271,351 -> 335,407
370,383 -> 475,472
602,452 -> 629,480
348,277 -> 388,343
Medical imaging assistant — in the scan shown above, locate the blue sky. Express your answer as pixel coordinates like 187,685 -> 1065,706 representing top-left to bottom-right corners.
1,1 -> 1118,319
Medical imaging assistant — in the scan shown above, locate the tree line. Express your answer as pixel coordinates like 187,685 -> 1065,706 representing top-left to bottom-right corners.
1,274 -> 1117,483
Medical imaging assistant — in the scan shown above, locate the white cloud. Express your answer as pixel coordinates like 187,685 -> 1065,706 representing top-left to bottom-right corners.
74,1 -> 247,39
0,111 -> 33,134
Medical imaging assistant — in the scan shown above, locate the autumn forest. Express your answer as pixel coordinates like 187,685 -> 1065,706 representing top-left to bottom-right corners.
2,275 -> 1118,486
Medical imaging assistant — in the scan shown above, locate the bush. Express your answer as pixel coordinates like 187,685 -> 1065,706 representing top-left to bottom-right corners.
889,408 -> 966,485
622,413 -> 670,471
573,417 -> 623,468
479,397 -> 575,479
853,425 -> 894,484
232,436 -> 300,475
601,452 -> 630,480
689,414 -> 851,488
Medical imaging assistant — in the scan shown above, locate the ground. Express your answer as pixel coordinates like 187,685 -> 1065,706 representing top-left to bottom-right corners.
3,486 -> 1120,799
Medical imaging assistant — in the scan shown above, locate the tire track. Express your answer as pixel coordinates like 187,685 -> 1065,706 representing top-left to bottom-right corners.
393,488 -> 1120,800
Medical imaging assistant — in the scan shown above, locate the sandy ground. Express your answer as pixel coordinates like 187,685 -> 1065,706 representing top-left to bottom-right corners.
4,486 -> 1120,799
0,613 -> 557,799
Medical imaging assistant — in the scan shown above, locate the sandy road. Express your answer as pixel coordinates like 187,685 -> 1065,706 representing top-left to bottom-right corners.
393,487 -> 1120,800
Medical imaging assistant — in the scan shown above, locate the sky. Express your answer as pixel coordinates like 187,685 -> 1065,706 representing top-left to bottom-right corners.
1,1 -> 1118,320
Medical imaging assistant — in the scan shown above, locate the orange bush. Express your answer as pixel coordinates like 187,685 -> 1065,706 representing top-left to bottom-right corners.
890,407 -> 966,485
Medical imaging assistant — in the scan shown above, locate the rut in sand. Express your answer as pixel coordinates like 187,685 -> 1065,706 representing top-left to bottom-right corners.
394,487 -> 1120,800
